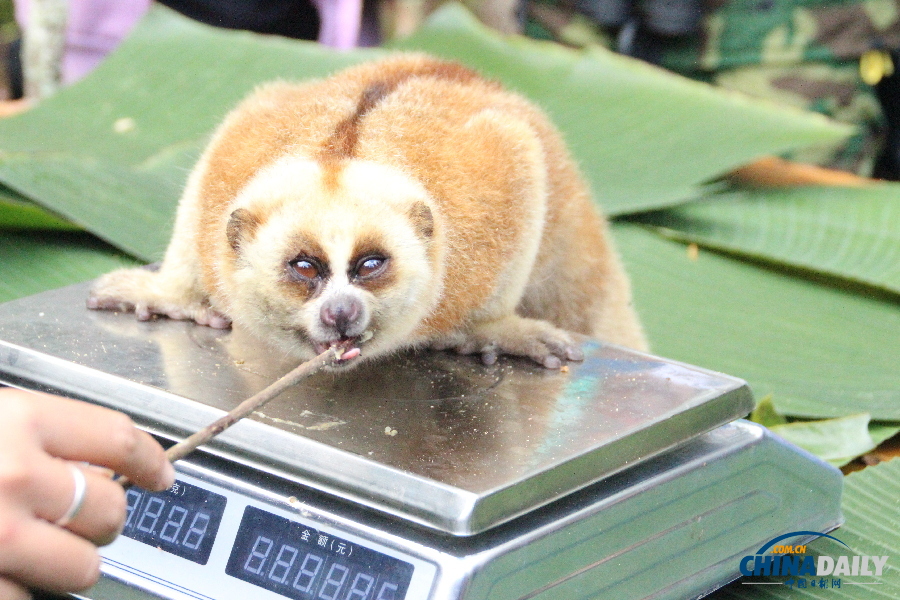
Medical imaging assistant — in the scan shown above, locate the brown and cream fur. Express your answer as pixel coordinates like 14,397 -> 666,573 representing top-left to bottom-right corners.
88,54 -> 647,368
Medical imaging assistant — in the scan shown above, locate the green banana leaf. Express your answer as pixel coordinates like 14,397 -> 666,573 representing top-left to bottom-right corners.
635,184 -> 900,297
0,153 -> 189,258
0,232 -> 137,303
769,414 -> 886,468
748,397 -> 900,468
749,396 -> 788,428
0,186 -> 80,230
708,458 -> 900,599
613,223 -> 900,421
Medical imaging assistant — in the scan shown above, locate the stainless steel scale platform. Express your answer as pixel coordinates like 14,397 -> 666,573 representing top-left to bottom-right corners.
0,283 -> 843,600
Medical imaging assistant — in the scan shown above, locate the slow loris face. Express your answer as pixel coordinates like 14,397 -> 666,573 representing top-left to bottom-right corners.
221,157 -> 441,367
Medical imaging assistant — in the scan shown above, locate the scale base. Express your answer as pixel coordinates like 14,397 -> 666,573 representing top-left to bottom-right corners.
75,420 -> 840,600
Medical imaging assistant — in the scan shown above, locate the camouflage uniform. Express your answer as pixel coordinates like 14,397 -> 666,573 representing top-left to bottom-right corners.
528,0 -> 900,174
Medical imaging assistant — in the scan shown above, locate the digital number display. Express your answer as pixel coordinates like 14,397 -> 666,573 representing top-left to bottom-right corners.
122,480 -> 227,565
226,506 -> 414,600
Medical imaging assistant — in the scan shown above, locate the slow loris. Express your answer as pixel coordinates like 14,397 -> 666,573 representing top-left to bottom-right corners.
88,54 -> 647,369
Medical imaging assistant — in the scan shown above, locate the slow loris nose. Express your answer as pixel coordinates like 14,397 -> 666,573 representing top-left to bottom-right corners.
320,296 -> 362,336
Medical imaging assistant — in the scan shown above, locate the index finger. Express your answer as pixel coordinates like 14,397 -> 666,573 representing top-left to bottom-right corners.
6,389 -> 175,491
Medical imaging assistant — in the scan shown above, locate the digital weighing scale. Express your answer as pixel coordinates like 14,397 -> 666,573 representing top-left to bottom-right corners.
0,283 -> 843,600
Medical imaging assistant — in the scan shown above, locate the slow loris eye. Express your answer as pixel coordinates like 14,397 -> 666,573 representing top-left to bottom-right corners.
355,256 -> 387,278
290,258 -> 321,280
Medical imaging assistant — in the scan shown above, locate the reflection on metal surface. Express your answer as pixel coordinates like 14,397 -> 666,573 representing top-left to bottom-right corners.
0,283 -> 753,534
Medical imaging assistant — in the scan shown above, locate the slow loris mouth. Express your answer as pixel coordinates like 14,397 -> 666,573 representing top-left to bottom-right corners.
312,330 -> 374,357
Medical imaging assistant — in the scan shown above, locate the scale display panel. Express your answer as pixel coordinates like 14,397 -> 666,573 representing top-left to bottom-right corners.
122,480 -> 227,565
226,506 -> 414,599
95,468 -> 438,600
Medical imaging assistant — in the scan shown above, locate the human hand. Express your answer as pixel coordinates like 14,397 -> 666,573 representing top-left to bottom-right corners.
0,388 -> 175,599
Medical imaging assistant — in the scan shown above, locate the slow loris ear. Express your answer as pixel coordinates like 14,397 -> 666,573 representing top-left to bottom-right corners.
226,208 -> 260,252
408,201 -> 434,239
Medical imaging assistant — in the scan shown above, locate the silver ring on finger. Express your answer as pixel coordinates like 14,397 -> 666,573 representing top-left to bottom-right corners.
54,464 -> 87,527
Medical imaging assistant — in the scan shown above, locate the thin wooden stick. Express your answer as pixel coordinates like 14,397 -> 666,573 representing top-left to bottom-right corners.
118,343 -> 355,488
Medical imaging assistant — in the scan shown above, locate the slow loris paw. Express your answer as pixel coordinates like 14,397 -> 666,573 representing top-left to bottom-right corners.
87,267 -> 231,329
432,316 -> 584,369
